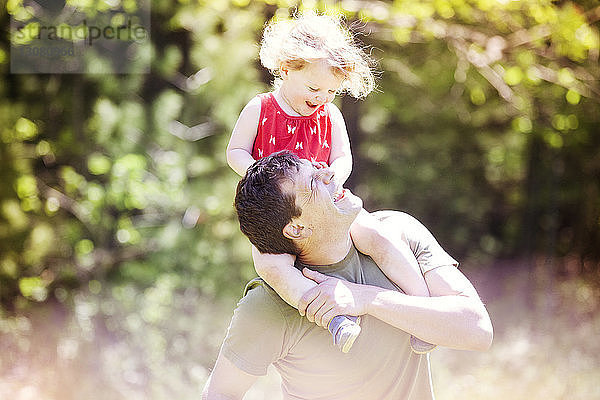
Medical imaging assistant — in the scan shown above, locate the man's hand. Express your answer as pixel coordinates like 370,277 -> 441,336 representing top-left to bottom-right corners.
297,268 -> 373,328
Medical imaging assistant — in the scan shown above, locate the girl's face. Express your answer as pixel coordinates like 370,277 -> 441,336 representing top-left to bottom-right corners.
279,59 -> 344,116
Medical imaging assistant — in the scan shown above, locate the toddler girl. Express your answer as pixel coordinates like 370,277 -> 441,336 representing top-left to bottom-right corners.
227,13 -> 434,354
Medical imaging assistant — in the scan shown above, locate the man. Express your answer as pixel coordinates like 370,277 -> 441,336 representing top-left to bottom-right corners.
203,151 -> 493,399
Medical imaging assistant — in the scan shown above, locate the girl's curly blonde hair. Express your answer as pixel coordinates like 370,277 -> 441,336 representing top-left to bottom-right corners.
259,12 -> 376,99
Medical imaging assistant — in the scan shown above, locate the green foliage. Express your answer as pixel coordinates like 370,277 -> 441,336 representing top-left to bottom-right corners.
344,0 -> 600,263
1,1 -> 262,312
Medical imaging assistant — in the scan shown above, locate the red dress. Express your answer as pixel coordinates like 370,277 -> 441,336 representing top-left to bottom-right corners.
252,93 -> 332,164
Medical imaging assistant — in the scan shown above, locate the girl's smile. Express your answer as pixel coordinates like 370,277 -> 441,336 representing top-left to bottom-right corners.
278,59 -> 344,116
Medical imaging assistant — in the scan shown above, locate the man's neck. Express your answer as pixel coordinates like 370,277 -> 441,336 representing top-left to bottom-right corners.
296,234 -> 353,267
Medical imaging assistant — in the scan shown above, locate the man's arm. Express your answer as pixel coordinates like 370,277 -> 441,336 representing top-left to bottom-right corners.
202,352 -> 259,400
300,266 -> 493,351
366,265 -> 492,350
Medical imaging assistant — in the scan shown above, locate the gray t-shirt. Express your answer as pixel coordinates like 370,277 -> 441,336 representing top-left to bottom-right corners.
221,211 -> 458,400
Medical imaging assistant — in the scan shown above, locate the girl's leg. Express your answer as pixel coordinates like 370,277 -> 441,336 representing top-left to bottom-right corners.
252,245 -> 361,353
351,211 -> 430,296
252,246 -> 313,308
350,212 -> 436,354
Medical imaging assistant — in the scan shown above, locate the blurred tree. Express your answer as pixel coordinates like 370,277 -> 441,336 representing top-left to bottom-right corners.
336,0 -> 600,266
1,1 -> 268,312
1,0 -> 598,312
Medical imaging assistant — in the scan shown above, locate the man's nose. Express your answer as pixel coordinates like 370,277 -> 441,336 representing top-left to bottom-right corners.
316,168 -> 335,184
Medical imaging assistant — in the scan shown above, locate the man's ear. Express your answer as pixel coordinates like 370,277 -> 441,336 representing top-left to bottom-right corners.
283,221 -> 312,240
280,62 -> 290,78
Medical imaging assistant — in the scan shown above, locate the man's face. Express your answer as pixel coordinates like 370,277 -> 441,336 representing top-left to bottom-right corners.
282,159 -> 362,237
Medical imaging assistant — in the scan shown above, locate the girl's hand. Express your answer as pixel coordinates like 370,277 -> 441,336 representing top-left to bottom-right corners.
311,161 -> 328,169
311,162 -> 344,197
312,163 -> 343,195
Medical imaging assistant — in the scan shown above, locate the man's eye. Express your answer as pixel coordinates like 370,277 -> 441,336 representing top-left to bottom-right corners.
308,87 -> 318,92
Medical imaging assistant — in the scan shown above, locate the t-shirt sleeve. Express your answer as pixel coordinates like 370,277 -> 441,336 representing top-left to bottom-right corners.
373,210 -> 458,275
403,214 -> 459,274
220,284 -> 288,376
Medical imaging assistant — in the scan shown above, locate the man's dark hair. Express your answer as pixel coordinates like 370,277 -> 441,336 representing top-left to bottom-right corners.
234,151 -> 303,255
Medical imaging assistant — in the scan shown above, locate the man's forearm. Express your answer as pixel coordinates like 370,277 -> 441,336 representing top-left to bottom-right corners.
364,286 -> 493,351
202,390 -> 239,400
299,266 -> 493,351
201,356 -> 257,400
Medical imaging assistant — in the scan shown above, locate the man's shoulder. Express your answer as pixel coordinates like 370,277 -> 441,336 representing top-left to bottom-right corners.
354,250 -> 404,292
371,210 -> 426,236
371,209 -> 415,223
239,278 -> 297,322
371,210 -> 459,271
243,278 -> 281,303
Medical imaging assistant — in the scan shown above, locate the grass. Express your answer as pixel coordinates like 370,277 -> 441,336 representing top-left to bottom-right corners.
1,258 -> 599,399
432,260 -> 600,400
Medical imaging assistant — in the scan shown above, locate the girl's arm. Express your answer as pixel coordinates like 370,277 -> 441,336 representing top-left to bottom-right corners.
226,96 -> 262,177
327,103 -> 352,189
